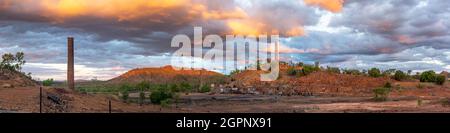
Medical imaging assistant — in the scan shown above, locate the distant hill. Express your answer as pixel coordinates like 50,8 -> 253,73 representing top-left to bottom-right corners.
107,65 -> 228,85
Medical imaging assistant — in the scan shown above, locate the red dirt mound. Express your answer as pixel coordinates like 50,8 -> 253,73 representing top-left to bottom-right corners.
0,70 -> 38,88
107,65 -> 227,85
228,68 -> 392,96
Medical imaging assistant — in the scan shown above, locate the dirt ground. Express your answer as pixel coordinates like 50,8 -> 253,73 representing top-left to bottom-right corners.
1,83 -> 450,113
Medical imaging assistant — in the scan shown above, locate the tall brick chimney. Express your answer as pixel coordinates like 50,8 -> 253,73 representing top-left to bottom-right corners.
67,37 -> 74,90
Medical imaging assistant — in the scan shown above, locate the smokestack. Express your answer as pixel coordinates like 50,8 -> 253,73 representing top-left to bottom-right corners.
67,37 -> 74,90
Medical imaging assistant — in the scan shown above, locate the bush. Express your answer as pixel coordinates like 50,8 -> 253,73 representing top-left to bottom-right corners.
373,87 -> 391,101
343,69 -> 362,75
368,68 -> 381,77
420,70 -> 436,82
230,69 -> 241,75
199,84 -> 211,93
121,90 -> 129,102
301,65 -> 320,76
119,83 -> 134,92
326,66 -> 340,74
180,82 -> 193,92
139,91 -> 145,105
169,84 -> 180,92
286,67 -> 297,76
150,88 -> 174,104
393,70 -> 407,81
382,69 -> 396,76
42,78 -> 54,86
417,83 -> 425,89
160,99 -> 172,107
384,82 -> 392,88
440,98 -> 450,107
136,81 -> 150,91
436,75 -> 446,85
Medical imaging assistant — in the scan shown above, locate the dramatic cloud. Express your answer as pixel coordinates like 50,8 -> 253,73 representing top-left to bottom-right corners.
0,0 -> 449,80
304,0 -> 344,12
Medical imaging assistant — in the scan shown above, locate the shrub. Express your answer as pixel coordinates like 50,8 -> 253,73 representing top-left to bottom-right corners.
150,88 -> 174,104
420,70 -> 436,82
139,91 -> 145,105
382,69 -> 396,76
368,68 -> 381,77
199,84 -> 211,93
343,69 -> 362,75
160,99 -> 172,107
326,66 -> 340,74
121,90 -> 129,102
373,87 -> 391,101
169,84 -> 180,92
180,82 -> 193,92
440,98 -> 450,107
417,83 -> 425,89
119,83 -> 133,92
136,81 -> 150,91
230,69 -> 241,75
286,67 -> 297,76
384,82 -> 392,88
42,78 -> 54,86
393,70 -> 407,81
436,75 -> 446,85
301,65 -> 320,76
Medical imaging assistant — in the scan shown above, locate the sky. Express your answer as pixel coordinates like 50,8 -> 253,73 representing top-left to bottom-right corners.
0,0 -> 449,81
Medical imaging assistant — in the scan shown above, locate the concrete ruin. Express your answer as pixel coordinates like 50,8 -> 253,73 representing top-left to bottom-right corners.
67,37 -> 74,90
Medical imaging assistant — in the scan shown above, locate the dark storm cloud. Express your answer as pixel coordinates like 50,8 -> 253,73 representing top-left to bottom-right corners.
1,0 -> 449,80
332,0 -> 450,49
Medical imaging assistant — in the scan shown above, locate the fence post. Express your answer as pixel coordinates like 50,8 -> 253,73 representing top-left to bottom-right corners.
109,100 -> 112,113
39,86 -> 42,113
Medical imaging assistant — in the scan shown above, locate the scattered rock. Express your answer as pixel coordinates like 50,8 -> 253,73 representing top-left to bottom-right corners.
1,83 -> 13,88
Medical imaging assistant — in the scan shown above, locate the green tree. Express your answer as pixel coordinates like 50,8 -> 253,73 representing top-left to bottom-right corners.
136,81 -> 150,91
256,60 -> 261,70
43,78 -> 54,86
199,84 -> 211,93
119,83 -> 133,92
420,70 -> 436,82
368,68 -> 382,77
121,90 -> 129,103
393,70 -> 407,81
436,75 -> 446,85
150,88 -> 174,104
169,84 -> 180,92
0,52 -> 26,72
382,69 -> 396,76
180,82 -> 193,92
